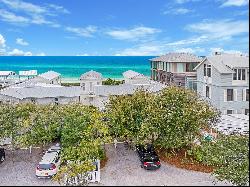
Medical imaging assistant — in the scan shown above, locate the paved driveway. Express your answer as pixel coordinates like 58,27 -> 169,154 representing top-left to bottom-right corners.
0,144 -> 232,186
0,148 -> 58,186
92,143 -> 231,186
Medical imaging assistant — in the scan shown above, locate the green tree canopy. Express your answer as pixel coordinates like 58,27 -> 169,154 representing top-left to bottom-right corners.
106,86 -> 220,149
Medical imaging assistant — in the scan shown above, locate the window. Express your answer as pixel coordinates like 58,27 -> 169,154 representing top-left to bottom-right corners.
204,64 -> 211,77
242,69 -> 246,80
233,69 -> 237,80
206,86 -> 210,98
227,110 -> 234,114
227,89 -> 234,101
82,83 -> 85,91
90,82 -> 93,91
245,109 -> 249,115
233,69 -> 246,81
238,69 -> 242,80
186,63 -> 196,72
246,89 -> 249,101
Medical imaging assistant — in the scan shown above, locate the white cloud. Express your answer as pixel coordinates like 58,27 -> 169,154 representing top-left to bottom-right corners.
76,53 -> 89,56
8,48 -> 32,56
115,44 -> 163,56
36,52 -> 46,56
106,26 -> 161,41
221,0 -> 249,7
210,47 -> 245,55
1,0 -> 46,14
66,26 -> 97,37
166,35 -> 209,46
16,38 -> 29,46
163,8 -> 193,15
47,4 -> 70,14
0,9 -> 29,24
0,34 -> 6,47
0,48 -> 6,56
114,43 -> 206,56
0,0 -> 66,27
185,19 -> 249,40
176,47 -> 205,53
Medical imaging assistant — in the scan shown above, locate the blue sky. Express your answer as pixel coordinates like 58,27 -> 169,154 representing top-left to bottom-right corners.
0,0 -> 249,56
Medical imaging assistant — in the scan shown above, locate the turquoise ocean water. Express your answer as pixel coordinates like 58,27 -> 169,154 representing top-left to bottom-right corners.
0,56 -> 154,82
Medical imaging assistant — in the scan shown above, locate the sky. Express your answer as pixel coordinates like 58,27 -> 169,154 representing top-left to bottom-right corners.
0,0 -> 249,56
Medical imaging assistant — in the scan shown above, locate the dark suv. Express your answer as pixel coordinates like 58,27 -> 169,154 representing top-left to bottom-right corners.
136,144 -> 161,170
0,148 -> 5,163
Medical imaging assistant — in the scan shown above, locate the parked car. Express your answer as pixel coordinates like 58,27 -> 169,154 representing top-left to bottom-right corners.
136,144 -> 161,170
36,145 -> 61,178
0,148 -> 5,163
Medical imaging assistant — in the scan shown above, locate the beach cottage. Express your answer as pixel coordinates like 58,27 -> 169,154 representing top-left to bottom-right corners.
30,70 -> 61,85
0,82 -> 81,105
0,71 -> 17,87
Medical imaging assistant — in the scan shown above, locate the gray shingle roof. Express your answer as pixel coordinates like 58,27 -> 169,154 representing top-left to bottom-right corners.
194,53 -> 249,74
38,71 -> 61,81
122,70 -> 146,79
150,52 -> 202,63
0,84 -> 81,99
80,70 -> 103,80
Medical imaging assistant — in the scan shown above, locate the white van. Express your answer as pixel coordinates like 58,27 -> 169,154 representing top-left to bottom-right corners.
36,145 -> 61,178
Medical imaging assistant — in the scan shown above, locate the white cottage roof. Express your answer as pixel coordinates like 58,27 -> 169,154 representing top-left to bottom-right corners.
38,71 -> 61,81
0,84 -> 81,99
150,53 -> 202,63
122,70 -> 147,79
80,70 -> 103,80
94,81 -> 166,96
0,71 -> 16,76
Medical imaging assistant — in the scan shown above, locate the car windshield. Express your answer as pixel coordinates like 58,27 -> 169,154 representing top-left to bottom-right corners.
144,156 -> 159,162
38,163 -> 52,170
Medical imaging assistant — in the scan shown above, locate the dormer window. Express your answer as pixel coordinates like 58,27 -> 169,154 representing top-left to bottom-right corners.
233,69 -> 246,81
81,83 -> 85,91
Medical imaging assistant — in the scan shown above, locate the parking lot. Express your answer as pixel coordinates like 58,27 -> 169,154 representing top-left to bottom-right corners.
0,144 -> 231,186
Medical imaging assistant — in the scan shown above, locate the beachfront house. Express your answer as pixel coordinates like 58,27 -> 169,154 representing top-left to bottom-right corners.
80,70 -> 166,109
149,53 -> 203,90
194,52 -> 249,115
